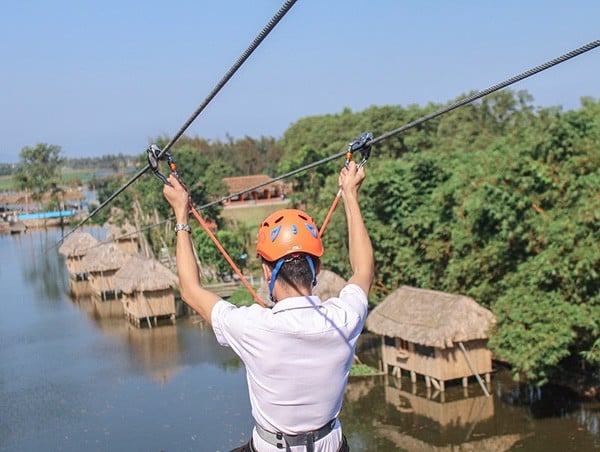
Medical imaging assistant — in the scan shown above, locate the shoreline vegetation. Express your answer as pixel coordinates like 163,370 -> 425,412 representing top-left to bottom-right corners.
3,92 -> 600,398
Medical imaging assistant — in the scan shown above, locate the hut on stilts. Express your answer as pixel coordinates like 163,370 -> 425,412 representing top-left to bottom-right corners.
58,231 -> 100,297
114,255 -> 179,328
80,242 -> 129,301
105,221 -> 139,255
365,285 -> 496,394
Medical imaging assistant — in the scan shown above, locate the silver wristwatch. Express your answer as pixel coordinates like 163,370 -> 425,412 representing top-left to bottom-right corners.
174,223 -> 191,233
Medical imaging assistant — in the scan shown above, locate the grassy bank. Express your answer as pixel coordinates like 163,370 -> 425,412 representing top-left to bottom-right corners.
0,175 -> 14,191
221,201 -> 290,227
0,168 -> 109,192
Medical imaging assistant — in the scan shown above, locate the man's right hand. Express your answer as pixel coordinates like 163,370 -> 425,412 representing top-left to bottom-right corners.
162,174 -> 190,223
339,161 -> 366,199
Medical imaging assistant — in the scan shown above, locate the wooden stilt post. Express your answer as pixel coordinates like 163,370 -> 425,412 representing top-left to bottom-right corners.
458,341 -> 490,397
141,293 -> 153,329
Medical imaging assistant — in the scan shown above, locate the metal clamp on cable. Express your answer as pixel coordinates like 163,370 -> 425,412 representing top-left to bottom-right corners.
146,144 -> 179,185
344,132 -> 373,169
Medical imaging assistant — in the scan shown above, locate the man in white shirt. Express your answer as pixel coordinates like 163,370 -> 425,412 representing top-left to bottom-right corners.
163,161 -> 374,451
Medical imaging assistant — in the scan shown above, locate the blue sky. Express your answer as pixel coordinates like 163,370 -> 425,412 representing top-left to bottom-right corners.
1,1 -> 599,163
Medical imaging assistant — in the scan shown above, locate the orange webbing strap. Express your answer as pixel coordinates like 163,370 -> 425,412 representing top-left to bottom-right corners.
318,188 -> 342,238
189,204 -> 265,307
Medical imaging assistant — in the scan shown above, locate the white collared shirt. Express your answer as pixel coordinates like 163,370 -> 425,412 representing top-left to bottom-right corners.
211,283 -> 368,451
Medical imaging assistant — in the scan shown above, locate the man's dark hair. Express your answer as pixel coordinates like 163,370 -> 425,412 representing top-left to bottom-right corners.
263,254 -> 320,291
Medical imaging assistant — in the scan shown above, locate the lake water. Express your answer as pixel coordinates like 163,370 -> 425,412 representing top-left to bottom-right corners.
1,228 -> 599,451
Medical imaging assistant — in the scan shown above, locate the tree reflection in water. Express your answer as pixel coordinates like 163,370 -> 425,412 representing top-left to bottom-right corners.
2,229 -> 599,451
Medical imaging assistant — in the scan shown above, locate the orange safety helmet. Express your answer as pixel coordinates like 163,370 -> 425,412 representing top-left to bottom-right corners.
256,209 -> 324,262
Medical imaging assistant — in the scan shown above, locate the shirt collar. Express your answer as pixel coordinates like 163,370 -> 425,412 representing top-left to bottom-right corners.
271,295 -> 322,313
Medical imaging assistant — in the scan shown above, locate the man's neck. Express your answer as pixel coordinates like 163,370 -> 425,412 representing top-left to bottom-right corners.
273,284 -> 312,303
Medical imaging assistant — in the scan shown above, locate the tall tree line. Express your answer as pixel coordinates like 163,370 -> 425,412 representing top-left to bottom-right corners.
277,91 -> 599,386
17,89 -> 600,387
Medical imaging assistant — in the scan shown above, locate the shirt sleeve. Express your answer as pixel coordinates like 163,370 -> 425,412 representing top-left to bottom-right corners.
211,299 -> 263,350
338,283 -> 369,314
211,299 -> 239,347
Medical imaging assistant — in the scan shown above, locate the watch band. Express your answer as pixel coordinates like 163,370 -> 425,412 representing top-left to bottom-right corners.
174,223 -> 191,233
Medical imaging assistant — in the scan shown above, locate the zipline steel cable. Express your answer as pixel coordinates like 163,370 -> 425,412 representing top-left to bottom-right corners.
371,39 -> 600,147
60,0 -> 298,242
62,38 -> 600,247
193,39 -> 600,212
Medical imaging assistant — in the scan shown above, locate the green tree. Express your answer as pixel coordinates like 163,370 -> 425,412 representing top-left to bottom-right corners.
288,92 -> 600,385
87,91 -> 600,386
14,143 -> 64,202
194,228 -> 245,279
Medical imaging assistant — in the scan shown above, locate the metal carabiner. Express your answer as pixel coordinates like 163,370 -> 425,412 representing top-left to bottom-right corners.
344,132 -> 373,169
146,144 -> 179,185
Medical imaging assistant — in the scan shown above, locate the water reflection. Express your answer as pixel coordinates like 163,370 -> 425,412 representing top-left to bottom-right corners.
2,229 -> 600,452
69,292 -> 236,385
384,375 -> 494,429
69,278 -> 93,298
80,295 -> 184,384
376,375 -> 522,450
341,336 -> 600,451
15,230 -> 69,302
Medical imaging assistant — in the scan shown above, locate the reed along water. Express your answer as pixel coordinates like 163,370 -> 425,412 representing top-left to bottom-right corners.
1,229 -> 599,451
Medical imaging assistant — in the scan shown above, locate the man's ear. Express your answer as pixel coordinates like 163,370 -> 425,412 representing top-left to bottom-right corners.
262,262 -> 272,281
315,259 -> 321,276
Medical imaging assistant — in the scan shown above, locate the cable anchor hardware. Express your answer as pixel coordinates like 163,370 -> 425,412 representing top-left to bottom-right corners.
345,132 -> 373,169
147,144 -> 179,185
319,132 -> 374,238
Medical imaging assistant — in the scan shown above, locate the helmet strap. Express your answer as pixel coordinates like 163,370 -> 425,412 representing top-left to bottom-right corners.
268,255 -> 318,303
305,255 -> 317,287
269,258 -> 286,303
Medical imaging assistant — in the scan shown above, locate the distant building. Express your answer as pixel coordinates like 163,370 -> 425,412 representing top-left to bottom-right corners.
222,175 -> 291,204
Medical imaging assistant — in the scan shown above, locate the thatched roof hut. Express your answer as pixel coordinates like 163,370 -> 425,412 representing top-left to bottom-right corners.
80,242 -> 129,300
115,255 -> 178,294
105,221 -> 139,255
115,256 -> 178,327
58,231 -> 100,284
366,285 -> 495,349
58,231 -> 99,258
366,286 -> 496,392
80,242 -> 129,273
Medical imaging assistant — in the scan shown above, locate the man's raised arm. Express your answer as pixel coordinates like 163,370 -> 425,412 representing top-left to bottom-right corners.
339,161 -> 374,296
